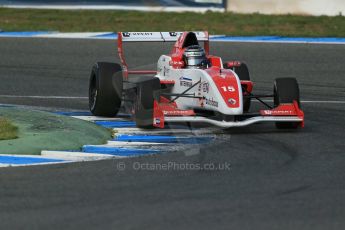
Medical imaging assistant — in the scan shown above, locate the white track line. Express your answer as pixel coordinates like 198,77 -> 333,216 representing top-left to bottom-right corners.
211,39 -> 345,45
1,5 -> 224,13
41,150 -> 123,160
0,161 -> 74,167
301,100 -> 345,104
107,141 -> 165,146
38,32 -> 112,39
71,116 -> 129,121
0,154 -> 66,160
113,127 -> 221,135
0,95 -> 87,99
253,100 -> 345,104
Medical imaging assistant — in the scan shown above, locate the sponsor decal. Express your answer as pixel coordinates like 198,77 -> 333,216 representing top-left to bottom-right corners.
185,51 -> 203,57
162,66 -> 169,76
169,60 -> 184,66
228,98 -> 236,105
198,82 -> 209,93
169,32 -> 178,36
226,61 -> 241,69
262,110 -> 294,115
123,32 -> 154,37
180,76 -> 192,81
163,110 -> 193,116
133,32 -> 153,36
154,118 -> 161,124
205,97 -> 219,107
202,82 -> 209,93
179,76 -> 193,87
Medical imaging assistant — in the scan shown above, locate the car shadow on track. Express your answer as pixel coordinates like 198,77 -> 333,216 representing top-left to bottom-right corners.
222,124 -> 306,135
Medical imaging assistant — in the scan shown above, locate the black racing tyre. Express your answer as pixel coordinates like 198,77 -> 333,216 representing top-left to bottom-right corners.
224,62 -> 251,112
89,62 -> 123,116
134,77 -> 161,128
273,77 -> 301,129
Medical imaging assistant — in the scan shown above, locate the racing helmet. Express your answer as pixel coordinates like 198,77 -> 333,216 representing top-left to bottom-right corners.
183,45 -> 209,69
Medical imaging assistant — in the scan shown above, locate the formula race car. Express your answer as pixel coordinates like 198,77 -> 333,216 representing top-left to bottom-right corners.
88,31 -> 304,129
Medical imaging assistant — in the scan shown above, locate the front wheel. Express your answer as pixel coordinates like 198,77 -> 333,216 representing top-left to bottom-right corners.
274,77 -> 301,129
89,62 -> 123,116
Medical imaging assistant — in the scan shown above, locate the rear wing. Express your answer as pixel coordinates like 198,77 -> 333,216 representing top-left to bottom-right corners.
119,31 -> 209,42
117,31 -> 209,77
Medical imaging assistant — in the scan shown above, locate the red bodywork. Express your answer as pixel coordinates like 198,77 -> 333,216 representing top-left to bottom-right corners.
260,101 -> 305,127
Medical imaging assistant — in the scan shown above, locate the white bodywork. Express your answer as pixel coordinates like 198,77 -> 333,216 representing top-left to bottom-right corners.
154,54 -> 302,128
155,55 -> 243,115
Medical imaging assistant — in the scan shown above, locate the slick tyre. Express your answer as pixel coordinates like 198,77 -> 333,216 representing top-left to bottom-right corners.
273,77 -> 300,129
135,77 -> 161,128
89,62 -> 123,116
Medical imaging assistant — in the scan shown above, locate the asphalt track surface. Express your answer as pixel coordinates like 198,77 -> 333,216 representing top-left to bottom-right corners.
0,38 -> 344,230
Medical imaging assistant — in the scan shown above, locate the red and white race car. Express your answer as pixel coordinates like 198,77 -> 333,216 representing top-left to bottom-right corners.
88,31 -> 304,129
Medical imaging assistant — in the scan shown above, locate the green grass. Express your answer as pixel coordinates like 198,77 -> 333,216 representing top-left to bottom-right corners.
0,8 -> 344,37
0,117 -> 18,140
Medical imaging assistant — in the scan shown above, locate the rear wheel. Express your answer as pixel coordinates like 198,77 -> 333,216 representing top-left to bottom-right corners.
134,77 -> 161,128
274,77 -> 300,129
224,62 -> 251,112
89,62 -> 123,116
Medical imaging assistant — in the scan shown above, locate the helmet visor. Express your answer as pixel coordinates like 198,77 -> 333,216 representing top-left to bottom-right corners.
186,57 -> 205,66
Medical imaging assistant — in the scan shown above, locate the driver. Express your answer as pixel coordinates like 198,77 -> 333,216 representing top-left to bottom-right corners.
182,45 -> 210,69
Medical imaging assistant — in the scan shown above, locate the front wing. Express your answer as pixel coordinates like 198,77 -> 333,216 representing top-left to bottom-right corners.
153,101 -> 304,128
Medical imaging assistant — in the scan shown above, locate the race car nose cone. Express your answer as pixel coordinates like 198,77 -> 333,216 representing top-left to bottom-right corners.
228,98 -> 237,105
